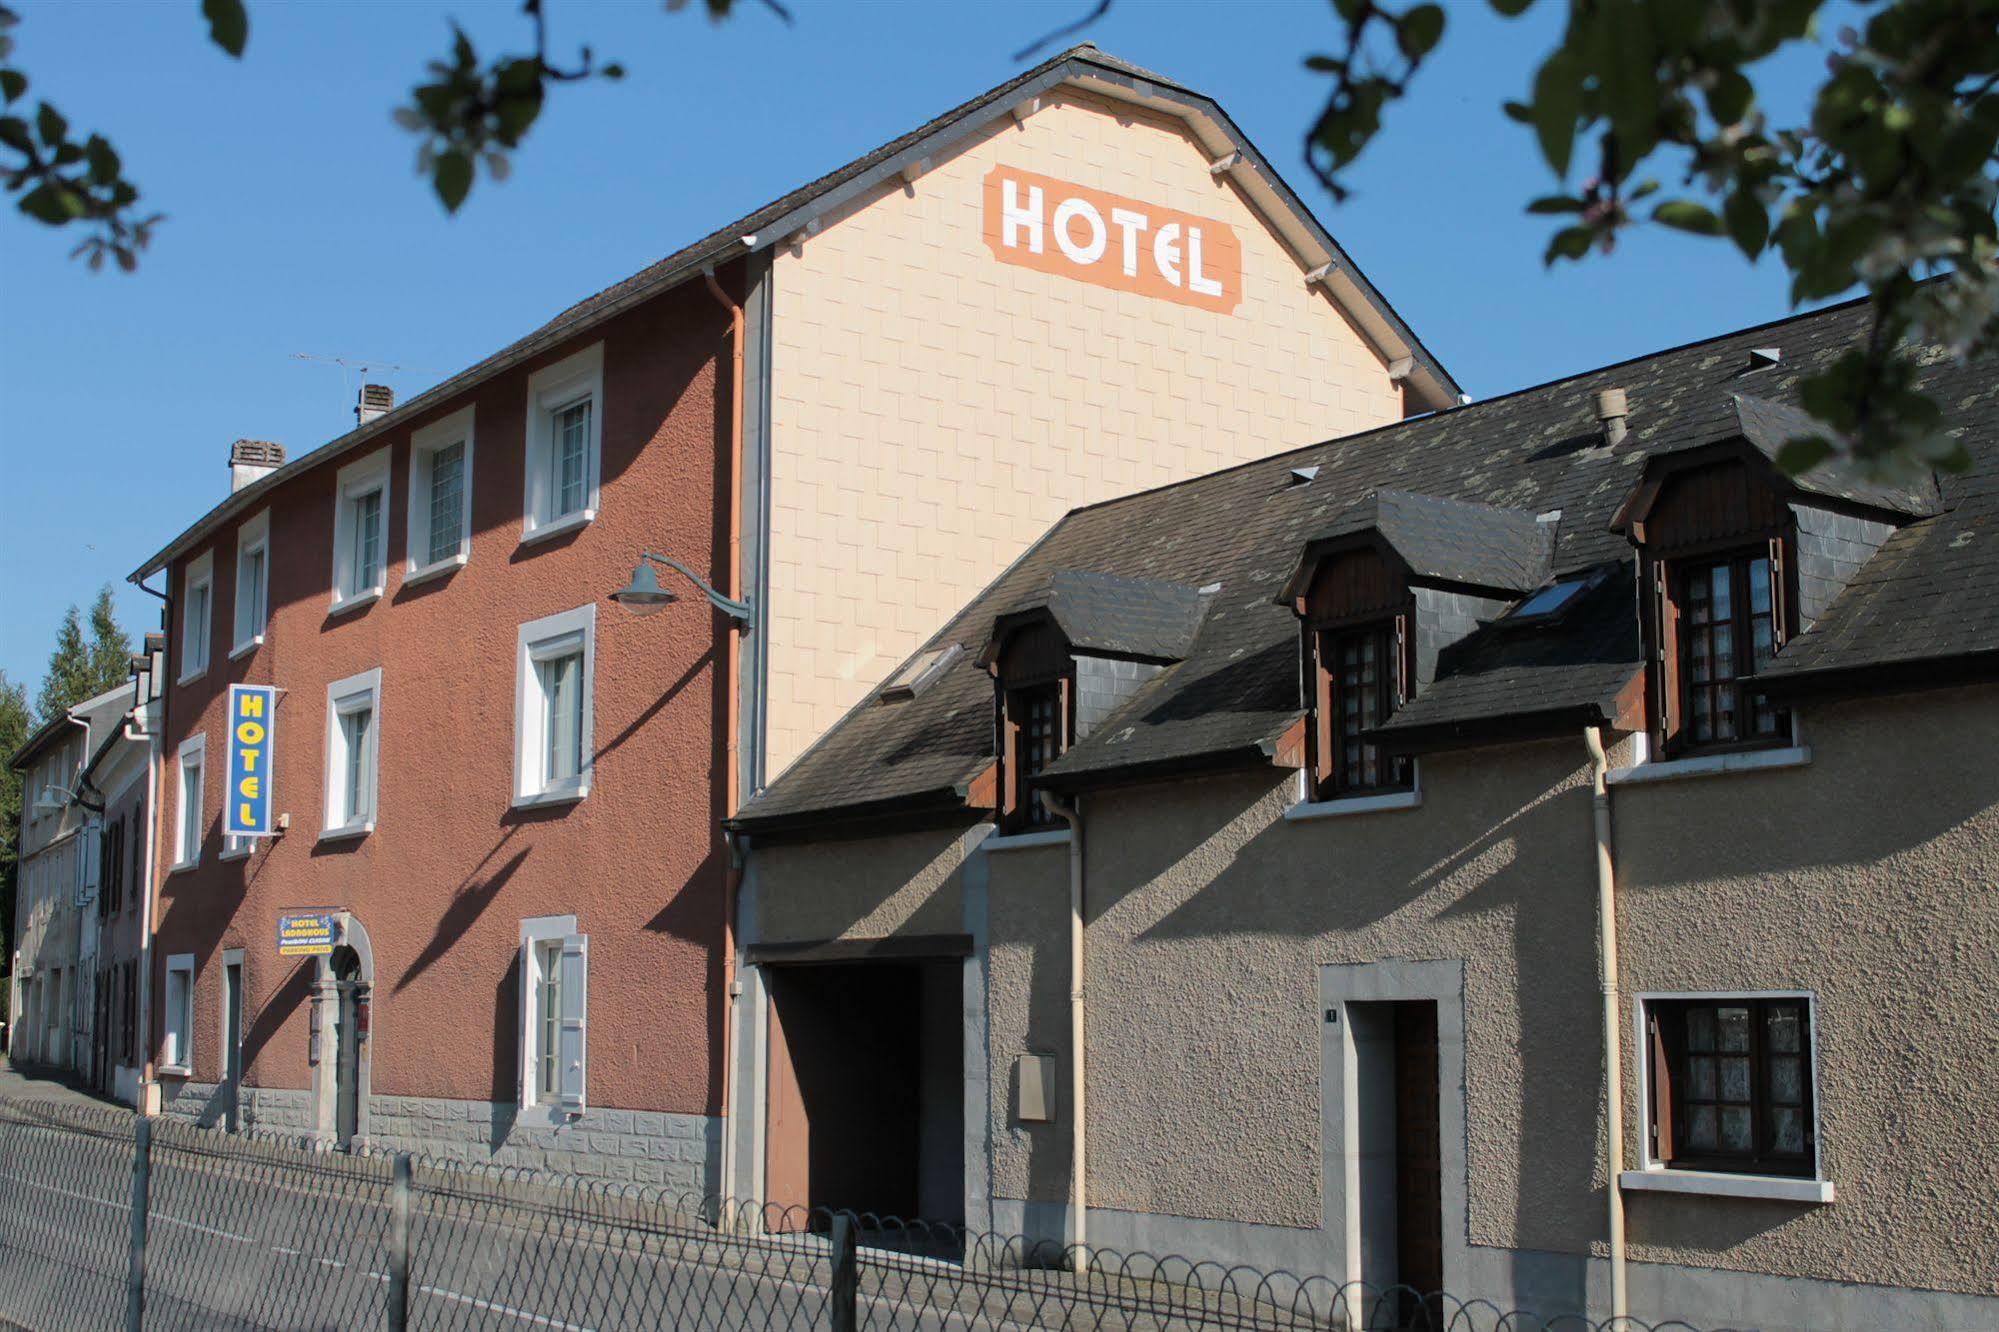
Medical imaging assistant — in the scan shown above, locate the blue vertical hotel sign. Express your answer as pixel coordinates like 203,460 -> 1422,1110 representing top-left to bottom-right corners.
225,684 -> 277,838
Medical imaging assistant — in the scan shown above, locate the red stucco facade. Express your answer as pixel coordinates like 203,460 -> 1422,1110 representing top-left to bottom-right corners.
150,270 -> 738,1122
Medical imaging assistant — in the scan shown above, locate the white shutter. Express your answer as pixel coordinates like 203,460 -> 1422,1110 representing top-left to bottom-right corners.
515,940 -> 531,1110
557,933 -> 588,1114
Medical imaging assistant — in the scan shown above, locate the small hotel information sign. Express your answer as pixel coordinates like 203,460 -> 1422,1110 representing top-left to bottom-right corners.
278,912 -> 336,957
224,684 -> 277,838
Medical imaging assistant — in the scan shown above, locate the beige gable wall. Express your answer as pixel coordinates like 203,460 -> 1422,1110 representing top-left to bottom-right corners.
765,88 -> 1407,775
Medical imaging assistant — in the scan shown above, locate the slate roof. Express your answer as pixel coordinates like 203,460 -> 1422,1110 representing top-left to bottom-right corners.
132,43 -> 1455,581
734,294 -> 1999,830
1297,489 -> 1555,595
982,571 -> 1210,664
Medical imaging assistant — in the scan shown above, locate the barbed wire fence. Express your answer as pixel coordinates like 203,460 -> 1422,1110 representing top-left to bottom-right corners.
0,1096 -> 1723,1332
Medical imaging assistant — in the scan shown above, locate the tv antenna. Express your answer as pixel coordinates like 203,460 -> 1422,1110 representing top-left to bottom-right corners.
291,352 -> 435,393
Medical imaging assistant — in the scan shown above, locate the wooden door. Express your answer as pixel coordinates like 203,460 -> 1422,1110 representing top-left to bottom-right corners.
764,982 -> 811,1231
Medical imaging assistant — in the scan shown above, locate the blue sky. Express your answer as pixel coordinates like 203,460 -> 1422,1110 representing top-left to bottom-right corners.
0,0 -> 1856,695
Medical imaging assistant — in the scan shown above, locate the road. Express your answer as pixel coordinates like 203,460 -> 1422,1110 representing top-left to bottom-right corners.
0,1109 -> 1266,1332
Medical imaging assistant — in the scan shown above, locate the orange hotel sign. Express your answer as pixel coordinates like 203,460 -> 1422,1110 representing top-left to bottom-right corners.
981,165 -> 1243,314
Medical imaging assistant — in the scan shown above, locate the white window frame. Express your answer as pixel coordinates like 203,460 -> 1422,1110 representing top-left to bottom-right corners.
520,343 -> 603,545
516,914 -> 587,1122
512,603 -> 595,808
231,509 -> 271,659
179,551 -> 214,684
170,733 -> 206,871
1622,989 -> 1833,1204
321,667 -> 382,841
161,953 -> 195,1076
406,405 -> 476,584
329,446 -> 392,615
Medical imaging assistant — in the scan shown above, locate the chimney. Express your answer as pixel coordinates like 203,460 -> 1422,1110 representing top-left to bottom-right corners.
356,382 -> 394,427
229,438 -> 287,493
1595,387 -> 1630,448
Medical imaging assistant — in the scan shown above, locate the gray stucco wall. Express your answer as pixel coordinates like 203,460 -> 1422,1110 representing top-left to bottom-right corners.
1613,683 -> 1999,1298
751,824 -> 975,945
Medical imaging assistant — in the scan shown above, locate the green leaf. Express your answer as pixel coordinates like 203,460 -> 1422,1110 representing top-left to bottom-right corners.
433,148 -> 473,212
35,99 -> 65,147
1526,195 -> 1584,214
1489,0 -> 1533,14
1397,5 -> 1445,61
1652,200 -> 1724,235
18,181 -> 81,223
1528,46 -> 1581,178
1774,436 -> 1833,476
1723,188 -> 1768,259
1544,225 -> 1595,264
202,0 -> 248,57
0,113 -> 30,153
1706,70 -> 1753,126
83,134 -> 119,186
0,69 -> 24,104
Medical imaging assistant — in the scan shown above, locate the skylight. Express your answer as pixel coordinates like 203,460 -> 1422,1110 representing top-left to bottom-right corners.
878,643 -> 962,703
1500,569 -> 1606,625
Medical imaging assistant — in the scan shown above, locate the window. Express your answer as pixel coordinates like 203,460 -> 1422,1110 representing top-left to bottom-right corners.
172,734 -> 206,869
329,447 -> 391,613
120,961 -> 138,1064
522,343 -> 603,542
99,817 -> 123,918
1315,619 -> 1412,798
408,406 -> 475,580
1645,995 -> 1817,1178
179,551 -> 214,683
517,916 -> 587,1118
1001,680 -> 1069,831
322,668 -> 381,838
233,509 -> 270,656
161,954 -> 195,1074
1676,550 -> 1788,750
513,605 -> 595,806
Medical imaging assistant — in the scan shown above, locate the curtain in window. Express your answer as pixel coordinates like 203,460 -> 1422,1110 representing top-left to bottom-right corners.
539,652 -> 583,783
554,402 -> 590,518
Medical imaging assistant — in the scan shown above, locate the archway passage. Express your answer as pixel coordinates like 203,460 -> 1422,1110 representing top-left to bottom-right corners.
764,960 -> 964,1229
329,945 -> 366,1151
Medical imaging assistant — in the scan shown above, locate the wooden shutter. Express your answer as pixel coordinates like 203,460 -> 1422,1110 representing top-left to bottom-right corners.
1648,1010 -> 1675,1163
1650,558 -> 1682,751
557,934 -> 589,1114
1311,631 -> 1334,795
1767,535 -> 1790,648
999,689 -> 1022,821
515,941 -> 531,1110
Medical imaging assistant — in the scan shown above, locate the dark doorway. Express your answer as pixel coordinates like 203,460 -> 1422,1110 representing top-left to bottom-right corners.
764,960 -> 964,1229
330,946 -> 364,1151
1392,1002 -> 1442,1321
222,960 -> 244,1132
1350,999 -> 1442,1327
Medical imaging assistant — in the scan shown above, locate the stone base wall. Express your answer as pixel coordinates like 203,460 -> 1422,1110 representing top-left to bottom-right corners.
156,1080 -> 720,1196
364,1095 -> 721,1196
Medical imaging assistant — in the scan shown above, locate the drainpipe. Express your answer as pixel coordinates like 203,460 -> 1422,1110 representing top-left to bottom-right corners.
703,265 -> 748,1216
1583,726 -> 1626,1322
131,576 -> 170,1117
1037,790 -> 1086,1270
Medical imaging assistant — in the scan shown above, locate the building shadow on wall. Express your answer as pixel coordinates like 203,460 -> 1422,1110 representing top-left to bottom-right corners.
394,842 -> 531,996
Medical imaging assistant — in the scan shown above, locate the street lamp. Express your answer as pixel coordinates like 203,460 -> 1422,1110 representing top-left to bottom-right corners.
611,552 -> 753,629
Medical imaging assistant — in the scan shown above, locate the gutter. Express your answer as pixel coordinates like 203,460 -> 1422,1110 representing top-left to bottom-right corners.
1583,726 -> 1627,1322
703,264 -> 750,1217
1037,789 -> 1087,1270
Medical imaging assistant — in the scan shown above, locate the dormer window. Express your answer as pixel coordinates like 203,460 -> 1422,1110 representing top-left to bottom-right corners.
1675,548 -> 1787,748
1320,617 -> 1411,797
978,570 -> 1207,833
1002,676 -> 1070,832
1623,460 -> 1795,757
1297,545 -> 1414,800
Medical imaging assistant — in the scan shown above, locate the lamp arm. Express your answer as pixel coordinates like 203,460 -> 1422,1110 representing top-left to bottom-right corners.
641,552 -> 754,625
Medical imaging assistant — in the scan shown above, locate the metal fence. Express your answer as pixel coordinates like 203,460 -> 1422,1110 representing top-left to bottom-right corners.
0,1096 -> 1719,1332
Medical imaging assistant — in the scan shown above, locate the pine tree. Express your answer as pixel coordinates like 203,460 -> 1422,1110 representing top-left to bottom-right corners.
0,671 -> 32,983
36,605 -> 92,723
35,586 -> 131,723
86,586 -> 133,698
